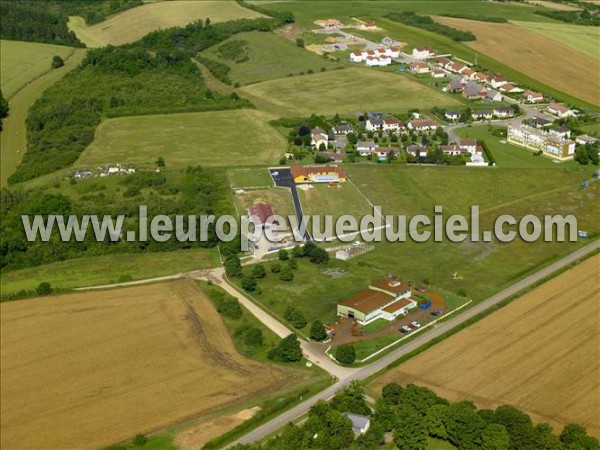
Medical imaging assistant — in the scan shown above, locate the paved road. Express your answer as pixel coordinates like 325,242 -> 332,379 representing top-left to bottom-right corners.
269,168 -> 312,241
227,240 -> 599,447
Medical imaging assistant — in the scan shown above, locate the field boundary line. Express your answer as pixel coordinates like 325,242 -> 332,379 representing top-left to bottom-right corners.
73,273 -> 185,290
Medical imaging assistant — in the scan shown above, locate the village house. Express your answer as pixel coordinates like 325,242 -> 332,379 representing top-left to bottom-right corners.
459,66 -> 475,78
365,55 -> 391,66
507,124 -> 576,160
337,279 -> 417,325
331,124 -> 353,135
412,46 -> 434,59
407,118 -> 438,133
440,144 -> 469,156
319,151 -> 343,163
291,164 -> 346,183
248,203 -> 276,229
575,135 -> 598,146
488,74 -> 508,89
350,51 -> 364,63
549,125 -> 571,139
547,102 -> 574,118
486,90 -> 503,102
333,135 -> 348,150
445,110 -> 461,121
365,117 -> 384,131
498,83 -> 519,93
410,61 -> 430,73
406,143 -> 428,158
493,106 -> 514,118
462,82 -> 487,100
522,90 -> 544,104
357,141 -> 378,155
446,77 -> 466,93
459,139 -> 478,152
472,109 -> 493,121
311,127 -> 329,148
343,413 -> 371,435
383,117 -> 404,132
448,62 -> 464,73
529,116 -> 553,128
431,69 -> 446,78
437,57 -> 451,66
473,72 -> 489,83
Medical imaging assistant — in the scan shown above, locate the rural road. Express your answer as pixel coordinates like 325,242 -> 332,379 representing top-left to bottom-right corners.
227,239 -> 599,447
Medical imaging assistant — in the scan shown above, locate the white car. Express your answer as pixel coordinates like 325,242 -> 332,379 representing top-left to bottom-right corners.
410,321 -> 421,329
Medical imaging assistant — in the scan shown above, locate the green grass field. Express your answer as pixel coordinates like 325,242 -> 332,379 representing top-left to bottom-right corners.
0,248 -> 219,294
260,1 -> 553,27
68,0 -> 264,48
234,187 -> 295,219
0,40 -> 74,99
75,109 -> 286,168
240,67 -> 461,116
227,167 -> 275,188
200,31 -> 341,86
456,126 -> 578,169
0,49 -> 86,186
298,182 -> 373,238
513,21 -> 600,62
237,164 -> 599,328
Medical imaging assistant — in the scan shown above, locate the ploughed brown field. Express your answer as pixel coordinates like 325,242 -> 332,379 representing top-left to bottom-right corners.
435,16 -> 600,106
371,255 -> 600,437
0,280 -> 291,449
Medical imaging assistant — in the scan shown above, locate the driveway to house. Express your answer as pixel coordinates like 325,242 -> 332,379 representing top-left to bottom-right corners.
227,240 -> 600,447
270,168 -> 312,241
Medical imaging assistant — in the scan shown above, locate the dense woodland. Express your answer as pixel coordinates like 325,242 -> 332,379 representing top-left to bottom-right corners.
232,382 -> 600,450
385,11 -> 476,41
9,17 -> 280,183
0,167 -> 233,284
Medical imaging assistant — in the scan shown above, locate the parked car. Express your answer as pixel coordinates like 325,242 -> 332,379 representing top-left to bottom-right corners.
399,325 -> 411,333
410,321 -> 421,329
431,309 -> 444,317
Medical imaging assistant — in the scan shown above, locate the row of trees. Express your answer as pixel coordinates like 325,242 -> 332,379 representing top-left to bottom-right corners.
0,90 -> 8,131
233,381 -> 600,450
386,11 -> 476,41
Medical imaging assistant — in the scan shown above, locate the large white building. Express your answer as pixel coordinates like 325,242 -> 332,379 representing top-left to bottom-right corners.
507,124 -> 576,160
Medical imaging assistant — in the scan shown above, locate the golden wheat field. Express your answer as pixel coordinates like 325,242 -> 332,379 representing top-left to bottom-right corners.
435,16 -> 600,106
68,0 -> 264,47
0,280 -> 291,449
371,255 -> 600,437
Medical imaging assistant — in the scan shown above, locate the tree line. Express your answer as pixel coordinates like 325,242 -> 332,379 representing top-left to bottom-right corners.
232,381 -> 600,450
385,11 -> 476,42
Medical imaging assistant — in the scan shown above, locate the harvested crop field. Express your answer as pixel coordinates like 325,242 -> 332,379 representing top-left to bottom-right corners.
68,0 -> 264,48
371,255 -> 600,437
0,280 -> 291,449
435,16 -> 600,106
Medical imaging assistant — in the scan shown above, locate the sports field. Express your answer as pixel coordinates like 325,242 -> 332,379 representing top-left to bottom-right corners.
0,248 -> 219,294
240,67 -> 461,116
513,21 -> 600,61
75,109 -> 285,168
0,40 -> 74,99
67,0 -> 264,48
435,16 -> 600,106
371,255 -> 600,437
200,31 -> 341,86
0,280 -> 295,449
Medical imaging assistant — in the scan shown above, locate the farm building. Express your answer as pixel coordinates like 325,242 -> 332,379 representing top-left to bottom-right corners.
337,279 -> 417,325
507,124 -> 576,160
291,164 -> 346,183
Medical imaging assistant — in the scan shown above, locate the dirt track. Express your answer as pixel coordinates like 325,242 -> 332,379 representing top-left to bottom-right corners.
371,255 -> 600,437
0,280 -> 290,449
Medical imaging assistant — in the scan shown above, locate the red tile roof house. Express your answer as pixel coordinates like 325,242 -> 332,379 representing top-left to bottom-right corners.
488,74 -> 508,89
248,203 -> 278,229
437,57 -> 451,66
407,118 -> 438,132
431,69 -> 446,78
498,83 -> 519,93
410,61 -> 430,73
412,46 -> 434,59
522,90 -> 544,103
547,102 -> 574,118
383,117 -> 405,132
473,72 -> 489,83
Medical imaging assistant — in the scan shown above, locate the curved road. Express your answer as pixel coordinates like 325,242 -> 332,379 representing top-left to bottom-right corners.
227,240 -> 599,447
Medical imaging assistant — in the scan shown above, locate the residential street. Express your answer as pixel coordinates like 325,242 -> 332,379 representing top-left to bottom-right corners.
227,240 -> 600,447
